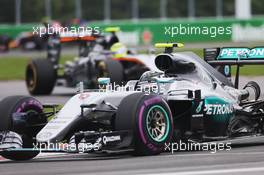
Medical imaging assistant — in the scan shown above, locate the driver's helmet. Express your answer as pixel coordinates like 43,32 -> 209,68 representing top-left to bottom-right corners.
110,42 -> 128,58
140,71 -> 161,82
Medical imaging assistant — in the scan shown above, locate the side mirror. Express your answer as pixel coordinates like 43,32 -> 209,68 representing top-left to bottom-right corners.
212,81 -> 217,89
98,77 -> 110,85
98,78 -> 111,91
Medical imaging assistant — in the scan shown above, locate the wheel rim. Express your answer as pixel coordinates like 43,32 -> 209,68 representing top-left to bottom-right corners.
146,105 -> 170,142
26,64 -> 37,91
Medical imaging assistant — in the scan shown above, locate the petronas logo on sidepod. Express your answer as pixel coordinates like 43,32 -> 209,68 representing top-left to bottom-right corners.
196,101 -> 203,113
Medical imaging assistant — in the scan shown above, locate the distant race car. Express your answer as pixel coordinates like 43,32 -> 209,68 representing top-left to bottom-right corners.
25,27 -> 157,95
8,31 -> 48,51
0,34 -> 12,52
1,43 -> 264,161
5,21 -> 61,51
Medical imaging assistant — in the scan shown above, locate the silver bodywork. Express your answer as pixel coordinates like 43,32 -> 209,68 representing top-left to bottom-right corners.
37,91 -> 135,143
36,52 -> 246,144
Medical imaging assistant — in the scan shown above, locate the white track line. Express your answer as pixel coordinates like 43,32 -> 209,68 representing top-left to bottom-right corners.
0,153 -> 68,162
37,153 -> 68,157
163,150 -> 264,157
147,167 -> 264,175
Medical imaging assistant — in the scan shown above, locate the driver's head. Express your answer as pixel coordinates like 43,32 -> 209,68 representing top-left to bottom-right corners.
110,42 -> 128,58
167,60 -> 196,74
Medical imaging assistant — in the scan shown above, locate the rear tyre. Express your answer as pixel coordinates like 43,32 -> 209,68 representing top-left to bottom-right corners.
0,96 -> 46,160
115,93 -> 173,156
243,81 -> 261,100
26,59 -> 57,95
103,59 -> 124,85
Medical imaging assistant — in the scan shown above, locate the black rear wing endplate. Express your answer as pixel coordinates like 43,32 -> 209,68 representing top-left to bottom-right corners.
204,47 -> 264,88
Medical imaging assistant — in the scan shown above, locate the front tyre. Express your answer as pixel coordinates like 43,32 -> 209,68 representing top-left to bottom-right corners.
0,96 -> 46,160
116,93 -> 173,156
26,59 -> 57,95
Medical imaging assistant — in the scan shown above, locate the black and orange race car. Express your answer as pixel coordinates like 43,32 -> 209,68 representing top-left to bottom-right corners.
0,34 -> 12,52
8,31 -> 48,51
25,27 -> 158,95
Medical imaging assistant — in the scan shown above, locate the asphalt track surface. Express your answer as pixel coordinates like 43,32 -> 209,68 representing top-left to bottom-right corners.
1,146 -> 264,175
0,81 -> 75,104
1,78 -> 264,175
1,76 -> 264,103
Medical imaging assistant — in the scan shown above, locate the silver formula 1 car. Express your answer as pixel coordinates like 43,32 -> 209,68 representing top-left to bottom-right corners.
1,43 -> 264,161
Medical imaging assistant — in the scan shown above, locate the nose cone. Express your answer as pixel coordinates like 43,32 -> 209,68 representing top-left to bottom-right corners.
36,131 -> 54,142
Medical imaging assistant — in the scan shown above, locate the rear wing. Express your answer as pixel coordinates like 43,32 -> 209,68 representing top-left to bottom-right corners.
204,47 -> 264,88
205,47 -> 264,65
47,32 -> 100,64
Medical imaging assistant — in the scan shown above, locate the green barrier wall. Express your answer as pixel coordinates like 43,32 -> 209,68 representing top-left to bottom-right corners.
90,17 -> 264,44
1,17 -> 264,44
0,24 -> 36,38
